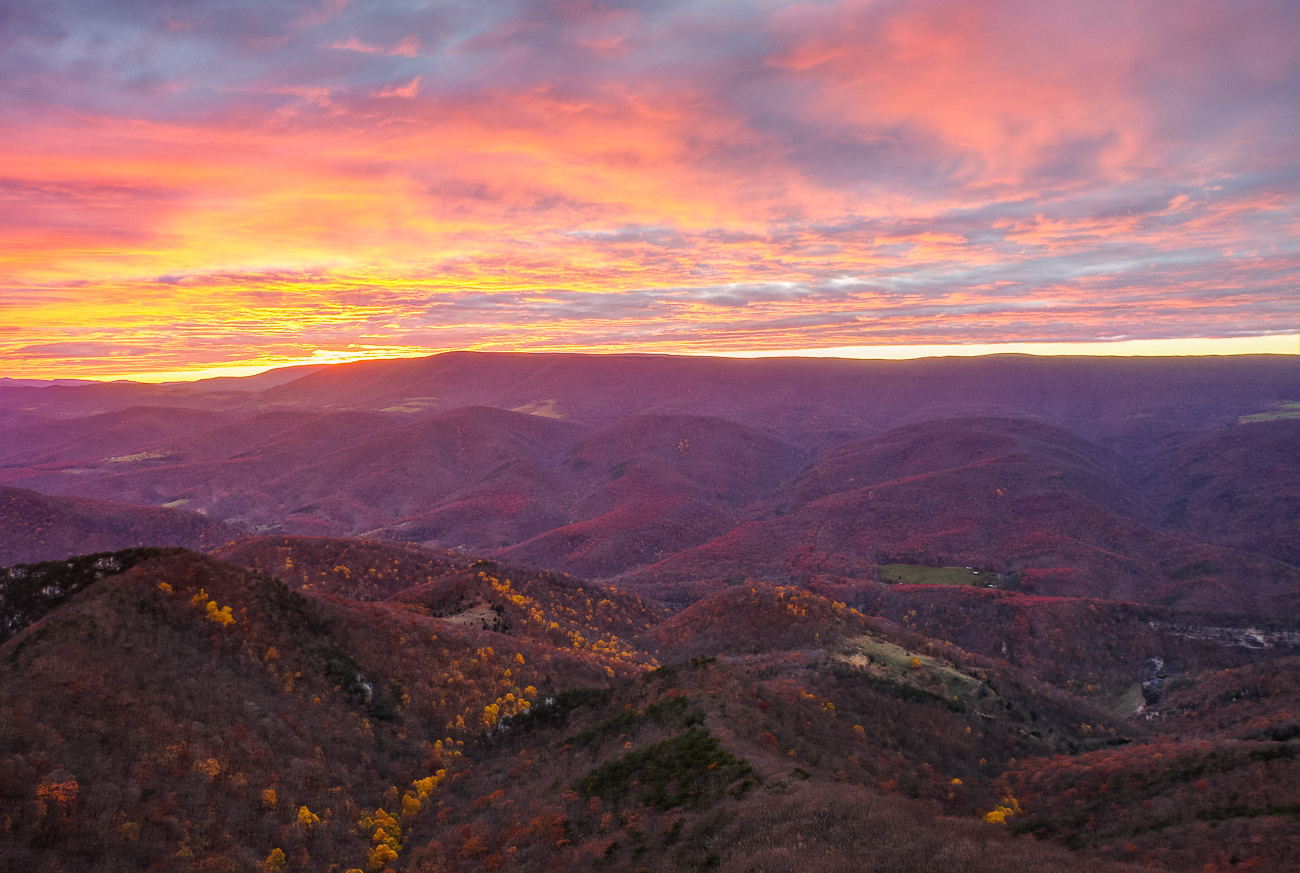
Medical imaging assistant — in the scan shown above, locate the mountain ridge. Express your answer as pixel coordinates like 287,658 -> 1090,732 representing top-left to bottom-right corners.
3,353 -> 1296,620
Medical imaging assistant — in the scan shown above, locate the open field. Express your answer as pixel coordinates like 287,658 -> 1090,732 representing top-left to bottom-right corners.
1239,401 -> 1300,423
878,563 -> 997,586
835,634 -> 989,711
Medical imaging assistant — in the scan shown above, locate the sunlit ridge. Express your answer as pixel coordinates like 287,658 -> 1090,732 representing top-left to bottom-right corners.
58,334 -> 1300,384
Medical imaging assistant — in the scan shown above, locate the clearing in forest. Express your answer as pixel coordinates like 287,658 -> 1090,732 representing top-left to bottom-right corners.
877,564 -> 997,586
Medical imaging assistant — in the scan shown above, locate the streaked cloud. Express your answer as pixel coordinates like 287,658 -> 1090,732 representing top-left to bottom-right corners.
330,34 -> 421,57
1,0 -> 1296,378
371,76 -> 421,98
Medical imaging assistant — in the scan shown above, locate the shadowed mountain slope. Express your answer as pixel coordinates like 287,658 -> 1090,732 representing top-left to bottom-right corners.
0,381 -> 242,420
495,414 -> 804,577
561,413 -> 805,505
260,406 -> 588,538
19,411 -> 411,532
1141,419 -> 1300,565
620,418 -> 1300,616
787,417 -> 1146,519
135,410 -> 323,464
498,467 -> 741,579
0,406 -> 235,466
366,459 -> 579,550
0,486 -> 239,565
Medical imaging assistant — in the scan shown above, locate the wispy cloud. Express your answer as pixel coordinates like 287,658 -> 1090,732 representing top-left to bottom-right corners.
1,0 -> 1296,377
372,76 -> 421,98
329,33 -> 420,56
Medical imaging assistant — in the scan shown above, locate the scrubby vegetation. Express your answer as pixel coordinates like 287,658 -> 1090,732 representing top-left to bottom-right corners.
2,532 -> 1297,872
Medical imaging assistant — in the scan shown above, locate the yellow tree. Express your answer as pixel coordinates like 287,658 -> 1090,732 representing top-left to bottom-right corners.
369,844 -> 398,870
297,806 -> 320,829
263,848 -> 287,873
206,600 -> 235,627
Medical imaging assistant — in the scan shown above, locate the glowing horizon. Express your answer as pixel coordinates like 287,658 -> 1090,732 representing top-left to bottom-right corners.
3,1 -> 1297,379
16,333 -> 1291,385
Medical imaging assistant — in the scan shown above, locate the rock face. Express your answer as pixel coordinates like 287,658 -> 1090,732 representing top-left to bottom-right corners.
1140,656 -> 1185,705
0,547 -> 170,642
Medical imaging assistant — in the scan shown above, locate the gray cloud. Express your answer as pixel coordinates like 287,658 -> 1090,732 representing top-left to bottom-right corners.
3,0 -> 1297,370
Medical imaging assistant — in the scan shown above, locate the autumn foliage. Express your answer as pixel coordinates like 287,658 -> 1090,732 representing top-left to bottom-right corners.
1,539 -> 1297,872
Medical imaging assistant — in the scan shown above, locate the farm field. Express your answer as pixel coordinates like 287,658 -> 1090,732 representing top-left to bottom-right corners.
878,563 -> 998,586
1239,400 -> 1300,423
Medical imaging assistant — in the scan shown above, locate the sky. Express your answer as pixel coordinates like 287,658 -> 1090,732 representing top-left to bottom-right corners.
2,0 -> 1297,380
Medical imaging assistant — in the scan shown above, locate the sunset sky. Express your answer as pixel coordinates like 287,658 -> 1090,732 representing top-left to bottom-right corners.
3,0 -> 1297,380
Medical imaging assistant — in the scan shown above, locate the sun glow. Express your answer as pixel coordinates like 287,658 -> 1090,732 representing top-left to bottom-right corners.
722,335 -> 1300,361
61,334 -> 1295,384
2,1 -> 1295,380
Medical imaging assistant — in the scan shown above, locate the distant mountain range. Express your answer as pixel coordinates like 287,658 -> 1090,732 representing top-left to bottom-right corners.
0,377 -> 102,388
3,352 -> 1296,616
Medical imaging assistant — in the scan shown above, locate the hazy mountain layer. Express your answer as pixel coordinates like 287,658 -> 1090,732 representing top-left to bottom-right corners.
0,486 -> 239,565
3,354 -> 1296,618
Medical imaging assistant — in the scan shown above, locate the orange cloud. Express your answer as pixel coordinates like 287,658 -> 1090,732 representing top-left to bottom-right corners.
2,0 -> 1294,379
768,0 -> 1148,192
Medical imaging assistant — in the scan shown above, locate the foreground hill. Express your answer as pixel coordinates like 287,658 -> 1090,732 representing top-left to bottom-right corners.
1003,657 -> 1300,871
212,535 -> 667,671
854,584 -> 1300,707
0,550 -> 619,872
3,543 -> 1297,871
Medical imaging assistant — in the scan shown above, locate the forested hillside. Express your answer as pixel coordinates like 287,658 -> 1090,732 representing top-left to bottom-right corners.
2,539 -> 1297,871
2,353 -> 1297,870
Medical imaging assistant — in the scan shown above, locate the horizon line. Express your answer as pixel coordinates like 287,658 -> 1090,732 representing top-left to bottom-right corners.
7,334 -> 1297,385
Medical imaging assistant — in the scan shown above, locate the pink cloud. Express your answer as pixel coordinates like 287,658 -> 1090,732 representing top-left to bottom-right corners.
372,77 -> 421,99
767,0 -> 1148,190
390,34 -> 420,57
328,34 -> 420,57
328,36 -> 384,54
1,0 -> 1295,378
